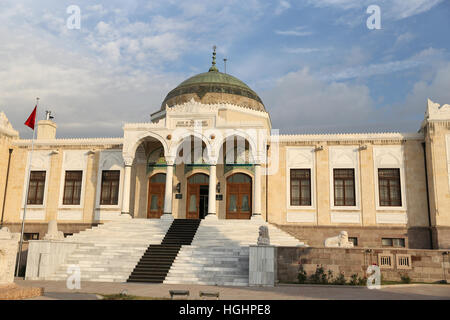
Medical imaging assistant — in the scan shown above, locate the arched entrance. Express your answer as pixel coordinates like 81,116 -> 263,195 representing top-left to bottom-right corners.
186,173 -> 209,220
147,173 -> 165,218
226,173 -> 252,219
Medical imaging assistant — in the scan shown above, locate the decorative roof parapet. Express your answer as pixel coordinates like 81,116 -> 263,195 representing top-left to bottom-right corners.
165,98 -> 269,118
425,99 -> 450,121
13,137 -> 123,147
124,121 -> 165,130
277,132 -> 424,142
0,112 -> 19,137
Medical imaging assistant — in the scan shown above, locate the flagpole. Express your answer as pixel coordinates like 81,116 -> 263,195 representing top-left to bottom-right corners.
16,97 -> 39,278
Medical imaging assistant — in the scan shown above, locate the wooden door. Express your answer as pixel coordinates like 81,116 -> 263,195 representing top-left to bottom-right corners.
186,184 -> 200,219
226,173 -> 252,219
147,174 -> 165,219
186,173 -> 209,220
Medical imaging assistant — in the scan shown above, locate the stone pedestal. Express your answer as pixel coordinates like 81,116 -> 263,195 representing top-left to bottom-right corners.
25,240 -> 78,280
0,228 -> 20,286
249,245 -> 277,287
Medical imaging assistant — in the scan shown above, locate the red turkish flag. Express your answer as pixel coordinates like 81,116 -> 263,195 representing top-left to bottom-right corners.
24,106 -> 37,130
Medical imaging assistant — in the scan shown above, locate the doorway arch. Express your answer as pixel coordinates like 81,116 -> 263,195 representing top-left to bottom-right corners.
226,173 -> 252,219
186,173 -> 209,220
147,173 -> 166,218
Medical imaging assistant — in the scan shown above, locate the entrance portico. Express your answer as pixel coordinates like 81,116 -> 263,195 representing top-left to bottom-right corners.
120,101 -> 269,220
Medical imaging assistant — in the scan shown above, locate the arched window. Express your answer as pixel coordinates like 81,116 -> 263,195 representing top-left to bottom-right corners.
188,173 -> 209,184
227,173 -> 251,184
150,173 -> 166,183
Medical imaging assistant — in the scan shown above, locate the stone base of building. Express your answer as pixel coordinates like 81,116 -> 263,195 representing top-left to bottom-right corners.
432,226 -> 450,249
3,223 -> 97,240
273,224 -> 433,249
0,283 -> 43,300
277,247 -> 450,284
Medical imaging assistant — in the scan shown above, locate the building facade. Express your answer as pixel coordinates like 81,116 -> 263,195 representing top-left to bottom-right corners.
1,58 -> 450,249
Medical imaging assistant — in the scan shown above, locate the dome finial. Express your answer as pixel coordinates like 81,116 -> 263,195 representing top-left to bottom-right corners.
209,45 -> 219,72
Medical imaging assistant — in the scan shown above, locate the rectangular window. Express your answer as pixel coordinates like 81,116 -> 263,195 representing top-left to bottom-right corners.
382,238 -> 405,248
290,169 -> 311,206
348,237 -> 358,246
23,233 -> 39,241
333,169 -> 355,206
378,168 -> 402,206
100,170 -> 120,205
27,171 -> 46,205
63,171 -> 83,205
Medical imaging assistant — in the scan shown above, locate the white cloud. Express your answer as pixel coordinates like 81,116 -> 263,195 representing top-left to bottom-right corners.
395,32 -> 415,46
261,68 -> 376,133
321,48 -> 444,81
307,0 -> 444,20
283,47 -> 324,54
275,26 -> 313,36
400,62 -> 450,116
96,21 -> 111,35
275,0 -> 291,15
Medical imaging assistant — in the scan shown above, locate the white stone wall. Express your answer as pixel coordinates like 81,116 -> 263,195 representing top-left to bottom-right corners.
0,231 -> 19,285
249,245 -> 277,287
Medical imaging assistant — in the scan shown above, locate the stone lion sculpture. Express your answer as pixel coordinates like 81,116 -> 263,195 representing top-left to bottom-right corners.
257,225 -> 270,245
43,220 -> 64,241
324,231 -> 354,248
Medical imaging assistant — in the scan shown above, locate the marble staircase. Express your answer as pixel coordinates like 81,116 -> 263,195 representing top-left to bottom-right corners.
164,217 -> 306,286
45,219 -> 172,282
127,219 -> 200,283
42,217 -> 305,285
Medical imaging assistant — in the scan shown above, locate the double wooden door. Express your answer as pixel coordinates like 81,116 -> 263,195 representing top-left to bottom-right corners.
186,173 -> 209,220
147,174 -> 165,219
226,174 -> 252,219
186,184 -> 208,219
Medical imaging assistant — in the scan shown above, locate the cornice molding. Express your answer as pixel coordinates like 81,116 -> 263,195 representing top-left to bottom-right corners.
277,132 -> 424,143
13,137 -> 123,147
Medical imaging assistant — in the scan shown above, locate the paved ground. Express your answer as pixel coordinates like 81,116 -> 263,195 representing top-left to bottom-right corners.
15,279 -> 450,300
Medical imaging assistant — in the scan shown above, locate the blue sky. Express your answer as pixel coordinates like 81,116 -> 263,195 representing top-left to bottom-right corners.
1,0 -> 450,137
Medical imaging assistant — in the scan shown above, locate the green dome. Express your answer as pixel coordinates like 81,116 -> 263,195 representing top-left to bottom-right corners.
161,61 -> 266,112
178,71 -> 254,91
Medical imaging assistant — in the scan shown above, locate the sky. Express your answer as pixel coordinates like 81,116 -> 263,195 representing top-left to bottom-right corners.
0,0 -> 449,138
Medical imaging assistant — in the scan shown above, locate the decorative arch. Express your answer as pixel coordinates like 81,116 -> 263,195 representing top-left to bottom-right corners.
126,132 -> 169,163
224,168 -> 255,180
377,152 -> 401,167
101,153 -> 123,170
187,172 -> 210,184
219,130 -> 258,163
185,168 -> 210,179
149,172 -> 166,183
170,130 -> 213,161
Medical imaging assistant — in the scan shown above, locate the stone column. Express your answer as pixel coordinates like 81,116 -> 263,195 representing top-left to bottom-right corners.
207,164 -> 217,219
162,162 -> 174,220
121,163 -> 132,217
252,163 -> 262,218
